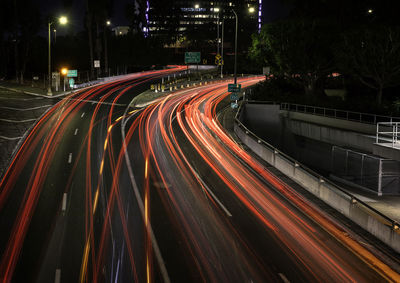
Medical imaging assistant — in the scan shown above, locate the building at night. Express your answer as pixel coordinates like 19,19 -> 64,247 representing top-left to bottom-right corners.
143,0 -> 262,39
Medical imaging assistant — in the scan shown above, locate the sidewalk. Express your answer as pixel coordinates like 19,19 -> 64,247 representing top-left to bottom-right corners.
0,87 -> 59,178
0,81 -> 71,98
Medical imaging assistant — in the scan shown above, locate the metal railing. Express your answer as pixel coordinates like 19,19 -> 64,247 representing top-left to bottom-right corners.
280,102 -> 400,125
376,122 -> 400,147
234,101 -> 399,230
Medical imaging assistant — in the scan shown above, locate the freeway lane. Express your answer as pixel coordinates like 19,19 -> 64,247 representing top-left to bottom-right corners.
1,70 -> 399,283
122,76 -> 400,282
0,66 -> 186,282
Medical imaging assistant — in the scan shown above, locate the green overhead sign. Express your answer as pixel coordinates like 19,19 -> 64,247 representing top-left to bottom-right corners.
228,84 -> 241,93
67,70 -> 78,77
185,52 -> 201,64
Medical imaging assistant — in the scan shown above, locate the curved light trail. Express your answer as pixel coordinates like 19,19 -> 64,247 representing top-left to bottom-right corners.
0,69 -> 399,282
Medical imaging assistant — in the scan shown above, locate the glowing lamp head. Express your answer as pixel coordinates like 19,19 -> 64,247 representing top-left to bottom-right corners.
367,9 -> 373,14
59,16 -> 68,25
194,4 -> 199,9
214,7 -> 220,12
61,68 -> 68,76
106,20 -> 111,26
249,7 -> 255,13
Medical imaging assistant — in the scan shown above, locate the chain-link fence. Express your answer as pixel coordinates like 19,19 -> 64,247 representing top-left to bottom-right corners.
332,146 -> 400,195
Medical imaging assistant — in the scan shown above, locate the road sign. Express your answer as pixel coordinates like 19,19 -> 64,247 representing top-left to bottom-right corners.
228,83 -> 241,93
51,72 -> 60,91
67,70 -> 78,77
231,102 -> 238,109
230,93 -> 238,101
215,54 -> 223,66
69,78 -> 75,88
94,60 -> 100,68
185,52 -> 201,64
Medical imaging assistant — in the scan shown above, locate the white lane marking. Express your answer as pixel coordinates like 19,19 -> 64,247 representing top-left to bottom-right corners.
121,110 -> 171,283
195,172 -> 232,217
0,135 -> 23,141
67,98 -> 126,107
0,105 -> 52,111
81,112 -> 85,118
54,269 -> 61,283
62,193 -> 67,212
0,118 -> 37,123
74,128 -> 79,135
68,153 -> 72,164
279,273 -> 290,283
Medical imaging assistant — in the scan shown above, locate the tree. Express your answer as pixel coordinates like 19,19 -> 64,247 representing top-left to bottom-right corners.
250,18 -> 335,97
85,0 -> 113,78
337,25 -> 400,106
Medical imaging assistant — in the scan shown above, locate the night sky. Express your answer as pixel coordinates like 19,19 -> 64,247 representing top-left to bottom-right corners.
38,0 -> 288,34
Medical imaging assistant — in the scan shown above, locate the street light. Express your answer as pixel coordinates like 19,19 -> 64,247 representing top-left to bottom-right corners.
214,7 -> 224,78
195,4 -> 199,9
61,67 -> 68,91
59,16 -> 68,25
105,20 -> 112,76
232,9 -> 238,85
48,16 -> 68,95
232,7 -> 256,85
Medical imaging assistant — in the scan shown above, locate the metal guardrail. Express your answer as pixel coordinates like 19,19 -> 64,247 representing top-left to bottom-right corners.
280,102 -> 400,125
234,102 -> 400,230
376,122 -> 400,147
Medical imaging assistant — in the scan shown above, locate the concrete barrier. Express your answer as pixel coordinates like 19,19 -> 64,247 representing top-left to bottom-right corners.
234,120 -> 400,253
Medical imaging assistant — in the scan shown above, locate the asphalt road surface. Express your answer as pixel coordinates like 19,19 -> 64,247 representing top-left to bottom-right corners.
1,70 -> 399,282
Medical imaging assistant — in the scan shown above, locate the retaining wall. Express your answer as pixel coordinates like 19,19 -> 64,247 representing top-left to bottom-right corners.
234,121 -> 400,253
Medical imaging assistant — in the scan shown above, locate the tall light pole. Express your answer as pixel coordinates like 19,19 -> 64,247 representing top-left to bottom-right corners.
232,9 -> 238,85
105,20 -> 111,76
221,18 -> 224,78
232,7 -> 255,85
214,8 -> 220,55
48,16 -> 68,96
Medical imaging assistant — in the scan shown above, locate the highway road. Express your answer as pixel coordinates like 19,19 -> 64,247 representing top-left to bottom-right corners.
1,70 -> 399,282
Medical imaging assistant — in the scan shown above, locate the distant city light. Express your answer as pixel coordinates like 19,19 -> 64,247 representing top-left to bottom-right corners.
259,0 -> 262,33
195,4 -> 200,9
214,7 -> 220,12
249,7 -> 255,13
144,0 -> 150,37
106,20 -> 111,26
368,9 -> 373,14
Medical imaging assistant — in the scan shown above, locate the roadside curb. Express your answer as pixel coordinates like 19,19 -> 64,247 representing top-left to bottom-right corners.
0,85 -> 73,98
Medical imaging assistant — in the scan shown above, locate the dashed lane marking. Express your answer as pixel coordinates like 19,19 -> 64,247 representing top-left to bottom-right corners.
54,269 -> 61,283
279,273 -> 290,283
62,193 -> 67,212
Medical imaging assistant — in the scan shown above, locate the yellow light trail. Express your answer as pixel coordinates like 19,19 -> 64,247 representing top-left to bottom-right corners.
145,158 -> 148,179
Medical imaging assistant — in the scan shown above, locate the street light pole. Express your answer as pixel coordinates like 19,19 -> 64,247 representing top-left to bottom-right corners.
47,22 -> 52,95
217,13 -> 220,56
221,19 -> 224,78
232,9 -> 238,85
47,16 -> 68,96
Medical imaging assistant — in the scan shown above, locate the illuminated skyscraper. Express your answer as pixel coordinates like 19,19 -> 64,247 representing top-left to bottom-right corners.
144,0 -> 261,38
